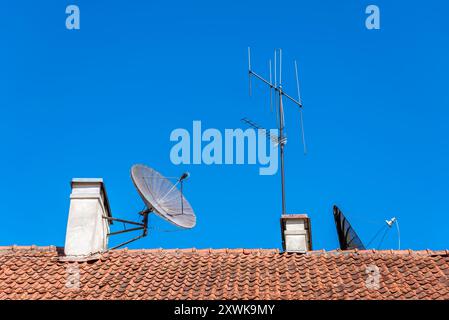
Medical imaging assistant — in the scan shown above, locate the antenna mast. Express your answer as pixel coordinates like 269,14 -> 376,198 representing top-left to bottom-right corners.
247,47 -> 306,216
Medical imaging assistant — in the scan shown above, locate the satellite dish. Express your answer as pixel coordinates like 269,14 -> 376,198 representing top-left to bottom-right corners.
131,164 -> 196,229
333,205 -> 365,250
104,164 -> 196,250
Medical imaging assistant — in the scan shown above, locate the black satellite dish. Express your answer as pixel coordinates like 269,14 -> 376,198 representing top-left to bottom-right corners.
333,205 -> 365,250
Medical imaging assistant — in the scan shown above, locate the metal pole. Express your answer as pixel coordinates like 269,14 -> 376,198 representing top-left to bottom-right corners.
103,216 -> 145,226
278,88 -> 287,216
108,226 -> 144,236
143,211 -> 149,236
109,234 -> 146,251
248,47 -> 252,96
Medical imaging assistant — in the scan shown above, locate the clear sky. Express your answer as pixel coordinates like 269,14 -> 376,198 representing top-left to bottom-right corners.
1,1 -> 448,251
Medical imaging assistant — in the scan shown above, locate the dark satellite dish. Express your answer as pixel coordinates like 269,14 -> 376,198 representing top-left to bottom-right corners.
104,164 -> 196,250
131,164 -> 196,229
333,205 -> 365,250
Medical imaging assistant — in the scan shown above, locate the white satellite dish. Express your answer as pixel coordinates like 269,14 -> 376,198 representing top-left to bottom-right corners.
104,164 -> 196,250
131,164 -> 196,229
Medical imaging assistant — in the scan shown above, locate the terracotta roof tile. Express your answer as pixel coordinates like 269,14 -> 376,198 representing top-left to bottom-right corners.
0,246 -> 448,299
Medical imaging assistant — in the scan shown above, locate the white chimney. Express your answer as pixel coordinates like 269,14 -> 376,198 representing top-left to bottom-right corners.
280,214 -> 312,253
64,178 -> 112,259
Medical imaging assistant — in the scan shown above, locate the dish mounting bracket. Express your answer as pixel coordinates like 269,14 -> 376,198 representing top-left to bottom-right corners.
103,207 -> 152,250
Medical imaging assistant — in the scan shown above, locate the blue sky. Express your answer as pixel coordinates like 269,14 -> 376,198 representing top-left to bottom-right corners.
1,1 -> 448,251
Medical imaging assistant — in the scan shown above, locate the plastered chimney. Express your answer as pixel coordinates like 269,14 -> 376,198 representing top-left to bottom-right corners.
64,178 -> 112,259
280,214 -> 312,253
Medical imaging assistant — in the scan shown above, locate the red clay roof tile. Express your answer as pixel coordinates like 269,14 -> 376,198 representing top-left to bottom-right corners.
0,246 -> 448,300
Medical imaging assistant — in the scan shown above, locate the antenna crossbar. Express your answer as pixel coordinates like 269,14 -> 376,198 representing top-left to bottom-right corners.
248,70 -> 303,108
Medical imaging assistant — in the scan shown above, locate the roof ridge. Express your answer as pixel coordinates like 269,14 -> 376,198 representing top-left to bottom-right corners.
0,245 -> 61,252
111,248 -> 280,255
311,249 -> 449,256
0,246 -> 448,257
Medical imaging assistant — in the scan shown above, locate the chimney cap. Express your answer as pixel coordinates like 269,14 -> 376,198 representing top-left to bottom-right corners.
280,214 -> 309,220
71,177 -> 104,184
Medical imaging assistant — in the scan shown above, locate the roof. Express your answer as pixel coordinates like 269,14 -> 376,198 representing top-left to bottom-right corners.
1,246 -> 448,300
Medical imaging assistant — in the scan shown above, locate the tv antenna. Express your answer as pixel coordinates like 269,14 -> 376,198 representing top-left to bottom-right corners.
245,47 -> 307,215
103,164 -> 196,250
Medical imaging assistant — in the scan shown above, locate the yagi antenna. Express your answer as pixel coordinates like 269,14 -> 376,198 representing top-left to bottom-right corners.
247,47 -> 306,216
241,117 -> 286,147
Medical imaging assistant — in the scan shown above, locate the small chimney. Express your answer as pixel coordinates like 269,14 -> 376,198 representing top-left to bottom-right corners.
280,214 -> 312,253
64,178 -> 112,259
